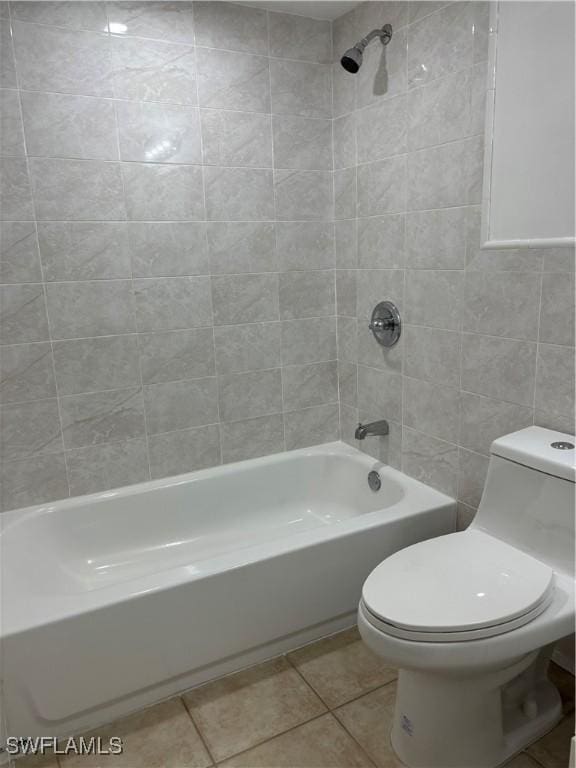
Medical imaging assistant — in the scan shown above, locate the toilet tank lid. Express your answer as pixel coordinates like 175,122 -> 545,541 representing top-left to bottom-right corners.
491,427 -> 575,482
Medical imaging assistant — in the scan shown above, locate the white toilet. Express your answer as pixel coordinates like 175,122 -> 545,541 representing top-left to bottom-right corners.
358,426 -> 575,768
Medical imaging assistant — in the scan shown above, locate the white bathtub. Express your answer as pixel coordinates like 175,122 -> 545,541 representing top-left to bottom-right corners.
0,441 -> 455,746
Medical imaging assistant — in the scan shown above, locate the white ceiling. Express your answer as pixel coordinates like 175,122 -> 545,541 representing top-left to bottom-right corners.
234,1 -> 360,20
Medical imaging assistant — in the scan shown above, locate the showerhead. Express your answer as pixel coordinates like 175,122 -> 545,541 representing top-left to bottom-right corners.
340,24 -> 393,74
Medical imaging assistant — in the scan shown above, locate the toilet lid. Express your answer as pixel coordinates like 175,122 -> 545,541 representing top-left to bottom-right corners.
362,530 -> 555,635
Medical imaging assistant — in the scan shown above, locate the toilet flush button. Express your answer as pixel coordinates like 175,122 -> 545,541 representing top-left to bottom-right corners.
551,441 -> 575,450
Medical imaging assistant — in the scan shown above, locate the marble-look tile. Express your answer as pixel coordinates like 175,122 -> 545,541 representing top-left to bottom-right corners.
212,274 -> 278,325
0,89 -> 25,157
276,222 -> 334,271
0,157 -> 34,220
66,438 -> 149,496
282,361 -> 338,411
46,280 -> 136,339
21,92 -> 118,161
138,328 -> 215,384
334,684 -> 401,768
275,170 -> 333,221
543,248 -> 575,273
357,214 -> 404,270
533,410 -> 575,436
218,368 -> 282,422
356,25 -> 407,110
0,21 -> 17,89
111,36 -> 197,105
269,11 -> 331,63
122,163 -> 204,221
0,222 -> 42,284
465,208 -> 544,272
357,365 -> 402,422
458,447 -> 489,508
133,277 -> 212,332
205,167 -> 274,221
408,2 -> 475,87
336,270 -> 357,317
408,2 -> 452,24
148,424 -> 220,479
459,391 -> 534,456
220,713 -> 374,768
535,343 -> 575,420
407,136 -> 483,211
333,113 -> 356,170
273,115 -> 332,171
335,220 -> 357,269
183,656 -> 326,762
356,269 -> 404,374
207,222 -> 277,274
38,223 -> 130,281
332,61 -> 355,119
60,697 -> 211,768
194,1 -> 267,54
214,322 -> 281,375
404,325 -> 461,387
405,269 -> 463,330
279,270 -> 335,320
338,359 -> 357,407
53,335 -> 140,395
1,398 -> 63,460
0,453 -> 68,512
339,402 -> 360,447
128,223 -> 209,278
30,158 -> 125,221
60,387 -> 145,449
470,60 -> 488,135
539,272 -> 575,346
463,271 -> 540,340
403,376 -> 460,443
197,48 -> 270,112
527,713 -> 575,768
405,207 -> 467,269
220,414 -> 284,464
461,333 -> 537,406
270,59 -> 331,118
106,2 -> 195,43
408,69 -> 472,150
116,102 -> 201,164
357,156 -> 406,217
11,1 -> 107,31
144,377 -> 218,434
334,167 -> 356,221
402,426 -> 459,496
12,22 -> 113,96
288,627 -> 396,708
284,403 -> 339,450
201,109 -> 272,168
281,317 -> 337,365
357,94 -> 407,164
0,284 -> 49,344
0,342 -> 56,404
337,316 -> 358,363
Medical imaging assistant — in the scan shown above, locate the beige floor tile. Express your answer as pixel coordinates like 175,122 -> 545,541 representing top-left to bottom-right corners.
527,713 -> 575,768
14,755 -> 59,768
549,663 -> 575,715
59,698 -> 211,768
288,627 -> 397,708
219,713 -> 375,767
502,753 -> 542,768
183,656 -> 326,762
334,683 -> 402,768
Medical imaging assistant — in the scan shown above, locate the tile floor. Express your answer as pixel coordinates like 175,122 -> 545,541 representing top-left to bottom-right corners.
19,627 -> 575,768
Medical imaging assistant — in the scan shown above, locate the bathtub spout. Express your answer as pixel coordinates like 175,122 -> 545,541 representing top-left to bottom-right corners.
355,420 -> 389,440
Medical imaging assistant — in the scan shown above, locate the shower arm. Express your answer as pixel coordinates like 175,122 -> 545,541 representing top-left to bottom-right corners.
354,24 -> 393,53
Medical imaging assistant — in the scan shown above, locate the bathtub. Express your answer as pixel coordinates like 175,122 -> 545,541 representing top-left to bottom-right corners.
0,441 -> 455,747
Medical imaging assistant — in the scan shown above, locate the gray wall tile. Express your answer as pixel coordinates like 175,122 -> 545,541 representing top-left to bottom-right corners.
0,22 -> 17,89
197,48 -> 270,112
282,361 -> 338,410
357,95 -> 407,163
1,398 -> 63,460
457,448 -> 489,509
0,453 -> 68,512
138,328 -> 215,384
404,325 -> 461,387
122,163 -> 204,221
272,116 -> 332,171
46,280 -> 136,339
194,2 -> 267,54
535,343 -> 575,420
106,2 -> 195,43
212,274 -> 279,325
148,424 -> 221,479
279,270 -> 335,320
0,284 -> 49,344
269,11 -> 332,63
539,272 -> 575,346
402,426 -> 458,496
458,391 -> 533,456
463,271 -> 540,340
116,102 -> 202,165
207,222 -> 277,274
0,89 -> 25,157
11,1 -> 107,31
205,167 -> 274,221
275,170 -> 333,221
60,387 -> 145,449
0,222 -> 42,284
405,269 -> 462,330
357,156 -> 406,217
0,342 -> 56,404
358,214 -> 405,269
358,365 -> 402,422
281,317 -> 337,365
219,368 -> 282,422
128,223 -> 209,278
270,59 -> 331,118
201,110 -> 272,168
0,157 -> 34,220
66,438 -> 149,496
405,208 -> 467,269
284,404 -> 339,450
133,276 -> 212,332
403,376 -> 460,443
276,222 -> 334,271
214,322 -> 281,375
144,377 -> 218,434
221,414 -> 284,463
38,223 -> 131,281
53,335 -> 141,395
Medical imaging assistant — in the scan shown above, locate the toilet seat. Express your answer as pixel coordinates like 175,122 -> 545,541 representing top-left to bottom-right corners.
362,530 -> 555,642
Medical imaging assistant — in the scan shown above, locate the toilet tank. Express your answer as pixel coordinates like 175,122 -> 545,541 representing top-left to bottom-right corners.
472,427 -> 575,575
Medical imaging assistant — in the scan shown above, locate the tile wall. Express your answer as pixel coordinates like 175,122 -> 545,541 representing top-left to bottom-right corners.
0,1 -> 339,510
332,1 -> 575,526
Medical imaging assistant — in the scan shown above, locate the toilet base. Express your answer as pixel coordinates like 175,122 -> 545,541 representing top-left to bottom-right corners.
390,648 -> 562,768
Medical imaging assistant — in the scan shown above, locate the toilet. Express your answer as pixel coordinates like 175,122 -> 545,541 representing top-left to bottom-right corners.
358,426 -> 575,768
